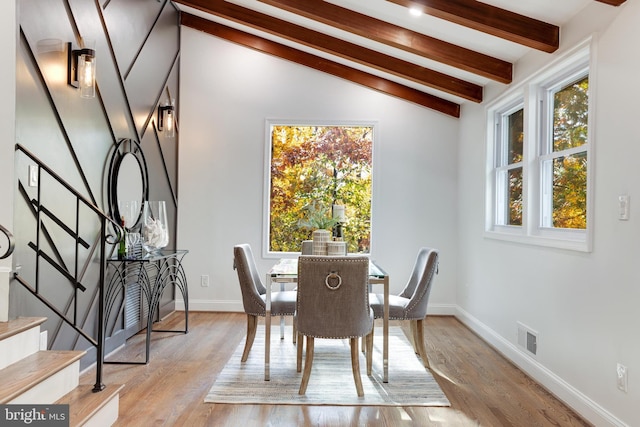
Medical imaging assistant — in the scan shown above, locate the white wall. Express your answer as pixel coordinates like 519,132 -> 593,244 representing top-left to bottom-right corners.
0,0 -> 16,322
177,28 -> 459,314
457,2 -> 638,426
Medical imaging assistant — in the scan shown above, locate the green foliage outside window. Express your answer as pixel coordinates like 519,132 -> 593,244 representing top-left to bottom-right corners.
552,76 -> 588,229
508,109 -> 524,226
269,125 -> 373,253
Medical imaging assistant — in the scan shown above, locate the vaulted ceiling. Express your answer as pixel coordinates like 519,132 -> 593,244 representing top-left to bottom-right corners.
172,0 -> 626,118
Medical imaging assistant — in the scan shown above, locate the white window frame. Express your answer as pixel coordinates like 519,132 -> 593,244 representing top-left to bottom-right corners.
485,38 -> 594,252
493,100 -> 525,229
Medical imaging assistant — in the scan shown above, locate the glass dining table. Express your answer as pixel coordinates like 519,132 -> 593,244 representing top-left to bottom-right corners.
265,257 -> 390,382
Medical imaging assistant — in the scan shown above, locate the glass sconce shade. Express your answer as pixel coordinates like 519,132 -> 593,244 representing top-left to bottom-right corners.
158,99 -> 176,138
78,52 -> 96,98
67,42 -> 96,99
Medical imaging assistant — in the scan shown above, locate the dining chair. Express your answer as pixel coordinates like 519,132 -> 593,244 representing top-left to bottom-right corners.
295,255 -> 373,396
233,244 -> 297,362
370,247 -> 439,368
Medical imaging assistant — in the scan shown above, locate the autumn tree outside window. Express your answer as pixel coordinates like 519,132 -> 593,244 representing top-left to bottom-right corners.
265,123 -> 374,255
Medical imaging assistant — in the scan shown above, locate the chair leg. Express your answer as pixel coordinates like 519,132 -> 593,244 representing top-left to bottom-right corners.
366,328 -> 374,376
414,318 -> 430,368
350,338 -> 364,397
293,323 -> 297,344
296,332 -> 304,373
299,336 -> 314,395
241,314 -> 258,362
410,319 -> 420,354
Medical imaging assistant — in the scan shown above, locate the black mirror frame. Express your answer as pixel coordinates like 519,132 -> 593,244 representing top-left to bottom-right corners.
106,138 -> 149,231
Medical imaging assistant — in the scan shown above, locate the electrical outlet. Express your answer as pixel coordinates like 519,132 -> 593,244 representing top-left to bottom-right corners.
617,363 -> 628,392
201,275 -> 209,287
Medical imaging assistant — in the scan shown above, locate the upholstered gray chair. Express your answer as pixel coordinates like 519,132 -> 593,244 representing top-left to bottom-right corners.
370,247 -> 439,368
295,256 -> 373,396
233,244 -> 297,362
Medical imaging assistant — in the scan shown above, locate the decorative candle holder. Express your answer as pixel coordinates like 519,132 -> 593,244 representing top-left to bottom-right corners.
312,229 -> 331,255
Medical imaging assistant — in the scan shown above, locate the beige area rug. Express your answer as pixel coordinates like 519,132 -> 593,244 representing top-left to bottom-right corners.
205,326 -> 450,406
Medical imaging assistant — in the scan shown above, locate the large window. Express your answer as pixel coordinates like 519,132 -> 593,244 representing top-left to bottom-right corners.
487,42 -> 592,251
264,122 -> 374,255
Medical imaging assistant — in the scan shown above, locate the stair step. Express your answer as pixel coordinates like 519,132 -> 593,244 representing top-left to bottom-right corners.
56,384 -> 124,427
0,317 -> 46,341
0,350 -> 85,404
0,317 -> 47,370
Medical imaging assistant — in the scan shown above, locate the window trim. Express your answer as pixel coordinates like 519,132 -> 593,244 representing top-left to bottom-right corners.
493,101 -> 524,227
262,119 -> 378,259
485,37 -> 595,252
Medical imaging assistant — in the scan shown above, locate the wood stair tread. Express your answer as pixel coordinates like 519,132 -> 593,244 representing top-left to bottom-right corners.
56,384 -> 124,427
0,317 -> 47,341
0,350 -> 86,404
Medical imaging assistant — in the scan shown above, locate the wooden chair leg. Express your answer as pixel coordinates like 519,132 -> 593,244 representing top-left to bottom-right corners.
366,328 -> 374,376
293,323 -> 297,344
299,336 -> 314,395
350,338 -> 364,397
241,314 -> 258,362
410,319 -> 420,354
414,318 -> 430,368
296,332 -> 304,373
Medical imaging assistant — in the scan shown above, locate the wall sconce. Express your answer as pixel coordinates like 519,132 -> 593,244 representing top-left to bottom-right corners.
67,42 -> 96,99
157,99 -> 175,138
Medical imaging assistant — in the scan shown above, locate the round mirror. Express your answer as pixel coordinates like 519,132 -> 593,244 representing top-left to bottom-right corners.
107,139 -> 149,231
116,153 -> 144,228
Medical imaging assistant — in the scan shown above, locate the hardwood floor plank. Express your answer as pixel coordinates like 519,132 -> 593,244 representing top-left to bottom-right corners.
80,312 -> 591,426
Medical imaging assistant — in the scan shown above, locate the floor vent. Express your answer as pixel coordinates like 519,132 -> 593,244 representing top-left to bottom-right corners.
517,322 -> 538,356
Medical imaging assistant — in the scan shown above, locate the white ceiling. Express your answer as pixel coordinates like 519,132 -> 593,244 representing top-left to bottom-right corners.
174,0 -> 598,107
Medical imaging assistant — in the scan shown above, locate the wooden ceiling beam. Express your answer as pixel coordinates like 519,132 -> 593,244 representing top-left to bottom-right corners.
181,13 -> 461,117
258,0 -> 512,84
385,0 -> 559,53
595,0 -> 626,5
175,0 -> 482,102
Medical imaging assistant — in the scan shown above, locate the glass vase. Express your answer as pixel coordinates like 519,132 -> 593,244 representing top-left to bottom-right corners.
141,201 -> 169,253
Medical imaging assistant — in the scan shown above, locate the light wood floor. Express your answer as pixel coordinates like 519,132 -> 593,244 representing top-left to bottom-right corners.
81,312 -> 591,426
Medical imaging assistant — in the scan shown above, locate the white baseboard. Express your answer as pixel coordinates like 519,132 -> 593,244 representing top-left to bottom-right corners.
175,298 -> 243,312
427,303 -> 457,316
455,306 -> 628,427
176,300 -> 457,316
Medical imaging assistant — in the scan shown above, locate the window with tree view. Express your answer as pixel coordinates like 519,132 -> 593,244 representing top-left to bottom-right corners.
541,75 -> 588,229
495,106 -> 524,226
487,43 -> 591,250
267,124 -> 373,254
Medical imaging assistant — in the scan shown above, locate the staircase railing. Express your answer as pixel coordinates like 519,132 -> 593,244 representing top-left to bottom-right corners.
13,144 -> 123,392
0,224 -> 14,259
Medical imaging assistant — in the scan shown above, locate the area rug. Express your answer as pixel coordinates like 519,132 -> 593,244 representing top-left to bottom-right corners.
205,326 -> 450,406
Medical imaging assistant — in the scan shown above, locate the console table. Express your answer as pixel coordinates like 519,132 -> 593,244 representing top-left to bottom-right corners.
104,249 -> 189,364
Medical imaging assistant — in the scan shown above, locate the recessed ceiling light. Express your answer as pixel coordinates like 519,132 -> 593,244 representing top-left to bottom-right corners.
409,7 -> 422,17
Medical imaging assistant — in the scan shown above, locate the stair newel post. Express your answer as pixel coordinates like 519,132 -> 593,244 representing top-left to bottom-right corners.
93,215 -> 107,392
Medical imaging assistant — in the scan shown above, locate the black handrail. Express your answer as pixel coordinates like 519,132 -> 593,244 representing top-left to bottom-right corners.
14,143 -> 123,392
0,224 -> 15,260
